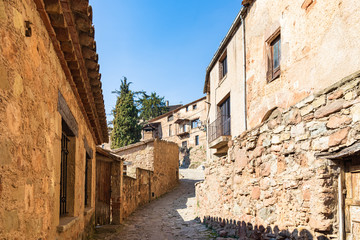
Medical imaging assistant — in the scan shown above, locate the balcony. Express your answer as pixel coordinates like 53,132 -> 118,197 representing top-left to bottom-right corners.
208,115 -> 231,153
176,127 -> 189,137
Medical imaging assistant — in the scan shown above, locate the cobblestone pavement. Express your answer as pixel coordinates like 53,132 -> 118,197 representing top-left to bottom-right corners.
92,168 -> 217,240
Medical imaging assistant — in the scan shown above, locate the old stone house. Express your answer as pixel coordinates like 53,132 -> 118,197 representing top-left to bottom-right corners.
142,97 -> 207,167
198,0 -> 360,239
0,0 -> 108,239
205,0 -> 360,158
111,139 -> 179,220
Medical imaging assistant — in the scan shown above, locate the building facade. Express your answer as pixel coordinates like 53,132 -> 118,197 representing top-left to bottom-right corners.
0,0 -> 108,239
142,97 -> 207,167
111,139 -> 179,220
198,0 -> 360,239
204,0 -> 360,158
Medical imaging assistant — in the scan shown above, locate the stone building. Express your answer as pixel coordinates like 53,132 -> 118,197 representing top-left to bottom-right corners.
112,139 -> 179,220
197,0 -> 360,239
204,0 -> 360,158
142,97 -> 207,167
0,0 -> 108,239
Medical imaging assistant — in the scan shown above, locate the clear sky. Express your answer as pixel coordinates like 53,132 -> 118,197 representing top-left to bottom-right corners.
89,0 -> 243,120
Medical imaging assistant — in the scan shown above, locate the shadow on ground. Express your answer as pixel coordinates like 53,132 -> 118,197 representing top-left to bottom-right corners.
90,174 -> 216,240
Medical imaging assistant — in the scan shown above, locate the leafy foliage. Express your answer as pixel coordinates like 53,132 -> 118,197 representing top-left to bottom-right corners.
111,77 -> 141,148
137,92 -> 168,121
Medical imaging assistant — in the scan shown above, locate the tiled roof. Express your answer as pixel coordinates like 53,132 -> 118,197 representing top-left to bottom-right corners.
34,0 -> 108,144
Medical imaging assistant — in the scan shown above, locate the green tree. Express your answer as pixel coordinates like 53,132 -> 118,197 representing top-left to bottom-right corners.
137,92 -> 168,121
111,77 -> 141,148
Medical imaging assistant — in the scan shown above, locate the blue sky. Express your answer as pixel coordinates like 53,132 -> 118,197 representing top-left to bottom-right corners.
89,0 -> 242,120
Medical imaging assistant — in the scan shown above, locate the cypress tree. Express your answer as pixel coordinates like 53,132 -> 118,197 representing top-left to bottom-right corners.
111,77 -> 141,148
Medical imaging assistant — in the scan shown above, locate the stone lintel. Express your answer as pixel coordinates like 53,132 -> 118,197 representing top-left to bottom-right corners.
316,142 -> 360,160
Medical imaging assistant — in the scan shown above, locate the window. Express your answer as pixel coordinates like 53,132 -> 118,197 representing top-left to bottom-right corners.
183,124 -> 186,132
167,115 -> 173,122
58,92 -> 77,218
266,30 -> 281,82
182,141 -> 187,148
191,119 -> 200,129
219,97 -> 231,136
60,131 -> 69,217
219,52 -> 228,79
169,124 -> 172,136
84,155 -> 92,208
195,135 -> 199,146
193,104 -> 197,110
186,106 -> 189,112
60,120 -> 76,217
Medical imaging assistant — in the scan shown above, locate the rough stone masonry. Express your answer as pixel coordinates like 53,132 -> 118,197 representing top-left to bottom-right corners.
196,71 -> 360,239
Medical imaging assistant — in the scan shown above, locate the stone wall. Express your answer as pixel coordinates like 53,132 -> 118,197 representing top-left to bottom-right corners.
180,145 -> 207,169
0,0 -> 99,239
196,71 -> 360,239
113,139 -> 179,220
153,139 -> 180,197
114,139 -> 154,178
122,168 -> 153,220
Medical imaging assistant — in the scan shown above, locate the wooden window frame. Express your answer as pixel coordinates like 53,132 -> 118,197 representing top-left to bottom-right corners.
266,29 -> 281,83
219,51 -> 228,81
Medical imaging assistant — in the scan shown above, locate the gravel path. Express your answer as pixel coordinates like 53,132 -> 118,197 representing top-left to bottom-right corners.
92,168 -> 216,240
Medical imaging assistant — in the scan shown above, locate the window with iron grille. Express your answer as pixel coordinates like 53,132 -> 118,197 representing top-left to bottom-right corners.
60,118 -> 76,218
84,156 -> 90,207
60,132 -> 69,217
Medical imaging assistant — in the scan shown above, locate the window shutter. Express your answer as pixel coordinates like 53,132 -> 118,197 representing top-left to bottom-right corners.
266,48 -> 272,82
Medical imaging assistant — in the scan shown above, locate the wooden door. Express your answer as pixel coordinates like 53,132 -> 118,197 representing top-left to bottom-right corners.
96,160 -> 112,225
345,159 -> 360,240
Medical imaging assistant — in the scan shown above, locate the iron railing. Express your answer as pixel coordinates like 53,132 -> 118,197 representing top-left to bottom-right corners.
208,115 -> 231,143
60,132 -> 69,216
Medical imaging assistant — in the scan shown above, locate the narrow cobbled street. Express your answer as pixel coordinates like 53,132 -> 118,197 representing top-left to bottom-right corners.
92,168 -> 216,240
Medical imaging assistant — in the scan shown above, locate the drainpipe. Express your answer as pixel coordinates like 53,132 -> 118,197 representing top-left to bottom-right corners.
240,13 -> 247,131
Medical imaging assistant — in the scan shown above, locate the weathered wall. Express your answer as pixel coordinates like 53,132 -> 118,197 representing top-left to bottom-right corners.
206,0 -> 360,143
197,71 -> 360,239
180,145 -> 207,168
113,140 -> 155,177
122,168 -> 153,220
0,1 -> 97,239
245,0 -> 360,129
113,139 -> 179,220
153,139 -> 179,197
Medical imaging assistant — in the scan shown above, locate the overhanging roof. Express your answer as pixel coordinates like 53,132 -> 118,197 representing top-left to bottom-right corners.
203,3 -> 253,94
34,0 -> 108,144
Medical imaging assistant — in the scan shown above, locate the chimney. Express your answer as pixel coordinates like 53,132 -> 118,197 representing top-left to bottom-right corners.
166,100 -> 169,107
